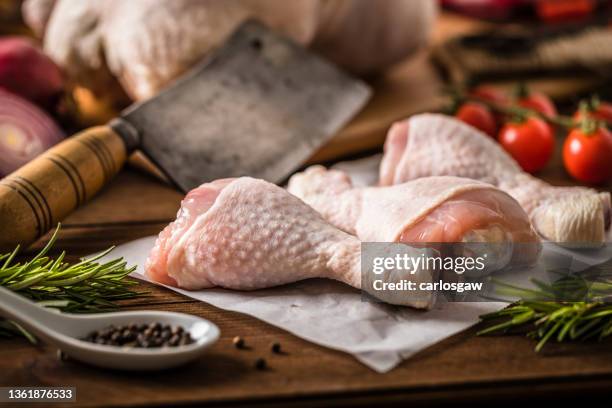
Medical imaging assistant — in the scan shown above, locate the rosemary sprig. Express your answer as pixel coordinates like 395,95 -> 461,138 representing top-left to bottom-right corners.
478,267 -> 612,351
0,225 -> 146,339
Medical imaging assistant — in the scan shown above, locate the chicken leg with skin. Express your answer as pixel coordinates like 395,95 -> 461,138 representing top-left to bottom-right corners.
147,174 -> 541,309
379,114 -> 611,246
287,167 -> 541,269
146,176 -> 487,309
146,177 -> 361,291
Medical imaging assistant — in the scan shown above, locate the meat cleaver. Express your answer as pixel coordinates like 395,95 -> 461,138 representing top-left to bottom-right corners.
0,21 -> 371,250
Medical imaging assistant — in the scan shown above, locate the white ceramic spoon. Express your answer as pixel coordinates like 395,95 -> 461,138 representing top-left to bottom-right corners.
0,285 -> 220,371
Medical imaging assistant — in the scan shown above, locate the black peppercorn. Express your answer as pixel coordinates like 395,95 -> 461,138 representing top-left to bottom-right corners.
169,334 -> 180,346
233,336 -> 245,349
82,322 -> 194,348
255,358 -> 267,370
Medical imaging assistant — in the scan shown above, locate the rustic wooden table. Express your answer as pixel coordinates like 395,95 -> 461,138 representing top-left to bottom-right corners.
1,164 -> 611,408
2,11 -> 612,408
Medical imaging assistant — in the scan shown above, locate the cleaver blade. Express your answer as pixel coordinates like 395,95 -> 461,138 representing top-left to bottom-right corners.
113,20 -> 372,192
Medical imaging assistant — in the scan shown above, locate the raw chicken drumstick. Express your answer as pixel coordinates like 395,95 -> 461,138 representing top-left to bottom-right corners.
146,177 -> 439,309
288,168 -> 541,269
146,177 -> 361,291
147,175 -> 539,309
379,114 -> 611,246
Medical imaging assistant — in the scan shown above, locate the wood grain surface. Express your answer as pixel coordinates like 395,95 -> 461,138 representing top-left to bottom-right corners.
1,164 -> 610,408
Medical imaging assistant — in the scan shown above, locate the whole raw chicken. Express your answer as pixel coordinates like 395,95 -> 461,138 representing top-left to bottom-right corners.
379,114 -> 612,246
23,0 -> 436,101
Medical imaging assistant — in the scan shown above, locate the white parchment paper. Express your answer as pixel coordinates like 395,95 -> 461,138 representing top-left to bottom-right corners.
102,155 -> 611,372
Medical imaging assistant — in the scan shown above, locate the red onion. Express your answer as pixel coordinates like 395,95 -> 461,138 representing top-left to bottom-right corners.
0,36 -> 64,109
0,90 -> 64,176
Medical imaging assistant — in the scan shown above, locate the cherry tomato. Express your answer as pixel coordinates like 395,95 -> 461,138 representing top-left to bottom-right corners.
563,126 -> 612,184
455,102 -> 497,138
469,86 -> 509,106
469,85 -> 509,124
573,101 -> 612,123
498,117 -> 555,173
536,0 -> 595,22
518,92 -> 557,118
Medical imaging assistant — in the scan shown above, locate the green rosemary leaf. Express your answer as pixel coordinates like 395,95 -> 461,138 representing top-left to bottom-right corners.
600,320 -> 612,338
0,225 -> 147,338
583,308 -> 612,319
477,309 -> 535,336
571,317 -> 603,339
36,300 -> 71,308
535,319 -> 564,352
478,270 -> 612,351
1,245 -> 19,269
557,310 -> 584,342
6,271 -> 49,291
12,322 -> 39,345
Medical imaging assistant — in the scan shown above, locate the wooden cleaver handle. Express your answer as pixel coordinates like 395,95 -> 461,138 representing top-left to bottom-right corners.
0,126 -> 127,251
